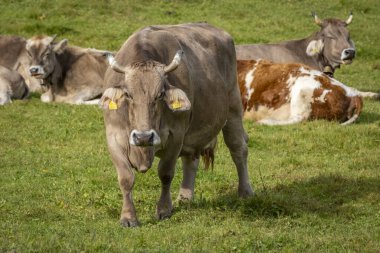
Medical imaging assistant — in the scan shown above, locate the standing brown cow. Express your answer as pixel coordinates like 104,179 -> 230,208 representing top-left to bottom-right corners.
100,22 -> 254,227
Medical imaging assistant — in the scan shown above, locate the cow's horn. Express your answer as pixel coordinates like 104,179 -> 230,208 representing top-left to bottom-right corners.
164,50 -> 184,73
104,52 -> 126,74
346,11 -> 353,25
311,11 -> 323,26
47,34 -> 58,44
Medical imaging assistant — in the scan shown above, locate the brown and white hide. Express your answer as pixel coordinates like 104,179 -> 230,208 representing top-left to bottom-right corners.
238,60 -> 363,125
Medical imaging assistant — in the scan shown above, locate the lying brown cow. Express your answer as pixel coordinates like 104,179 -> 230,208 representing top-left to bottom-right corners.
236,12 -> 379,99
0,35 -> 42,92
0,65 -> 29,105
238,60 -> 363,125
26,35 -> 108,104
100,22 -> 254,227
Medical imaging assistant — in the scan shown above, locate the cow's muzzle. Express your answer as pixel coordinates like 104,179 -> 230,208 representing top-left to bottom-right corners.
129,129 -> 161,147
341,48 -> 355,63
29,66 -> 45,78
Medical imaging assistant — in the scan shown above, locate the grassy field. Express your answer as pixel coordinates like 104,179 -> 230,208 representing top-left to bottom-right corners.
1,0 -> 380,252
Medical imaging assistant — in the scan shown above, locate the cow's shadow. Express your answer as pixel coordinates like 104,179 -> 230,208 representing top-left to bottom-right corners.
175,174 -> 380,219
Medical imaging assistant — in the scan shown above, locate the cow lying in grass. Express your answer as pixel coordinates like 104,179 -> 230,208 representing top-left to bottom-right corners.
26,35 -> 109,104
0,35 -> 42,92
236,12 -> 380,100
238,60 -> 363,125
0,65 -> 29,105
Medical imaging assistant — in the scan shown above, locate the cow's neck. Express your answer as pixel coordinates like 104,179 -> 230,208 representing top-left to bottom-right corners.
42,55 -> 63,91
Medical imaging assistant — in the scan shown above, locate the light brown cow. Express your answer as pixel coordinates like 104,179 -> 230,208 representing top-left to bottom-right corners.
26,35 -> 109,104
236,12 -> 379,99
238,60 -> 363,125
0,35 -> 42,92
0,65 -> 29,105
100,22 -> 254,227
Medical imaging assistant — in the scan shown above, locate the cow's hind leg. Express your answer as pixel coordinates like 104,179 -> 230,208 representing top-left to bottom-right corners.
222,107 -> 254,197
177,156 -> 199,202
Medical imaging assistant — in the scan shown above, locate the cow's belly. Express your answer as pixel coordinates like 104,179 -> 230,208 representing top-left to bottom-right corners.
180,101 -> 229,156
244,103 -> 291,121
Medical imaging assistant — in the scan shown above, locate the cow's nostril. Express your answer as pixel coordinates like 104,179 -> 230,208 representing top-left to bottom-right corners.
149,132 -> 154,144
132,132 -> 139,144
344,49 -> 355,57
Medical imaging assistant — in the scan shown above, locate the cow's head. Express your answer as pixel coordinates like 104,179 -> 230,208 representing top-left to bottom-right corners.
100,51 -> 190,171
26,35 -> 67,79
306,12 -> 355,68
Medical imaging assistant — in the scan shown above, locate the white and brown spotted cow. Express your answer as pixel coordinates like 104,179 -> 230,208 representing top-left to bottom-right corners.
238,60 -> 363,125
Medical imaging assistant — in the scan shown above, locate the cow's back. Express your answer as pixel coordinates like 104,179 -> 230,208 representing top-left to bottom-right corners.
0,36 -> 26,69
236,41 -> 318,70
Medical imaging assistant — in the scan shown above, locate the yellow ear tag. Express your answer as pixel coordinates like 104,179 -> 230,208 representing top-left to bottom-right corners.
108,100 -> 118,110
171,100 -> 182,109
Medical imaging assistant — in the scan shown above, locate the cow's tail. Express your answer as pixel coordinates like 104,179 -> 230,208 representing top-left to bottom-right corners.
201,138 -> 217,170
341,95 -> 363,126
357,91 -> 380,100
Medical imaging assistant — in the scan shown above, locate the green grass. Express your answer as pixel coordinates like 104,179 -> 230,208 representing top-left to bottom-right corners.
1,0 -> 380,252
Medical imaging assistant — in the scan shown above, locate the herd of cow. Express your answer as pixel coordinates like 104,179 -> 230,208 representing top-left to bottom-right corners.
1,13 -> 378,226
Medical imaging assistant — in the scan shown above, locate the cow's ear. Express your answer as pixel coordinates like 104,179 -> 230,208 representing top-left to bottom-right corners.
164,85 -> 191,112
99,87 -> 125,110
53,39 -> 68,54
306,40 -> 324,56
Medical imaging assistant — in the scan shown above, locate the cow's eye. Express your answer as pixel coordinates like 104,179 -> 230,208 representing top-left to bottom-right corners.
26,51 -> 32,58
43,53 -> 50,59
157,90 -> 165,100
124,91 -> 133,100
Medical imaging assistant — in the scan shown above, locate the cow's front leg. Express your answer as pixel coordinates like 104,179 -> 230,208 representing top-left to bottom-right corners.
108,137 -> 138,227
156,157 -> 177,220
40,87 -> 54,103
116,166 -> 138,227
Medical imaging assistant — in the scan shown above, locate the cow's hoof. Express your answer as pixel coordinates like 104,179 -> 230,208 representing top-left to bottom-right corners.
156,209 -> 172,220
40,93 -> 52,103
238,185 -> 255,198
120,218 -> 139,227
176,189 -> 193,203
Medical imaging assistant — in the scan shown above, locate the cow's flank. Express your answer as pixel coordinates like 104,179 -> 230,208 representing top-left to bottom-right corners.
238,60 -> 363,125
